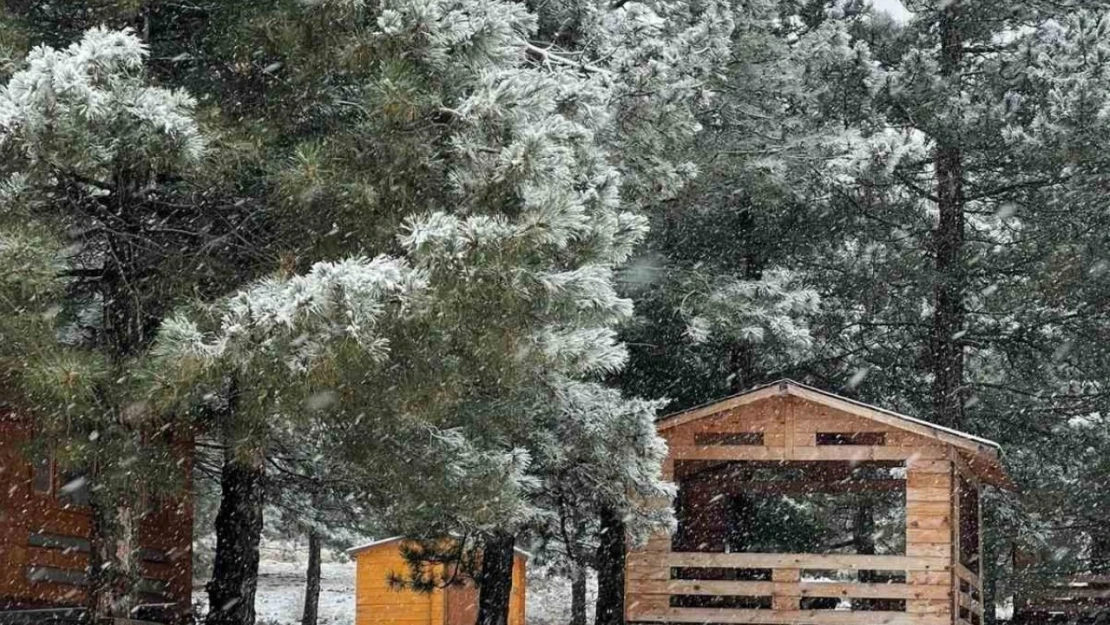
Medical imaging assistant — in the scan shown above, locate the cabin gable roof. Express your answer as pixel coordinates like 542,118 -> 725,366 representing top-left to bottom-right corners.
657,379 -> 1013,489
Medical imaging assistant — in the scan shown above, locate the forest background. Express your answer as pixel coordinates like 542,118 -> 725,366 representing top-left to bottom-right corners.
3,0 -> 1110,624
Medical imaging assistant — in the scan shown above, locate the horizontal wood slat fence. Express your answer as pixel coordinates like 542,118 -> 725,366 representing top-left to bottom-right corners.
627,552 -> 953,625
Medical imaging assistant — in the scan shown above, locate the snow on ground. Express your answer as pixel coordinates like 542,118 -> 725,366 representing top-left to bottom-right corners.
525,566 -> 597,625
195,538 -> 583,625
194,540 -> 355,625
251,559 -> 355,625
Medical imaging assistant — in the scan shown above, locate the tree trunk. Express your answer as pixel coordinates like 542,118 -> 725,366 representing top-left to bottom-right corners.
84,454 -> 141,621
595,505 -> 626,625
115,503 -> 139,616
206,450 -> 265,625
87,490 -> 116,620
931,0 -> 967,431
571,565 -> 588,625
301,529 -> 322,625
476,532 -> 516,625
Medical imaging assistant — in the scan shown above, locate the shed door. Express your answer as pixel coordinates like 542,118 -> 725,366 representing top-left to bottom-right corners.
444,582 -> 479,625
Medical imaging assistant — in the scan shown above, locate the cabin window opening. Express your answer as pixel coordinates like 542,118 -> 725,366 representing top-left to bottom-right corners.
29,533 -> 91,553
27,565 -> 88,586
58,468 -> 90,507
670,595 -> 771,609
139,548 -> 169,563
694,432 -> 765,446
673,461 -> 906,555
32,452 -> 53,494
135,577 -> 171,598
816,432 -> 887,446
958,475 -> 981,570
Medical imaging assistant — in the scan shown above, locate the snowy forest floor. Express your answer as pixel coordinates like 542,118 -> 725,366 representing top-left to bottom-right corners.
193,537 -> 595,625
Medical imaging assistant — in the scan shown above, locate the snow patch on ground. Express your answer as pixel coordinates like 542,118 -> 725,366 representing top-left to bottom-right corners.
525,566 -> 596,625
194,540 -> 355,625
252,559 -> 355,625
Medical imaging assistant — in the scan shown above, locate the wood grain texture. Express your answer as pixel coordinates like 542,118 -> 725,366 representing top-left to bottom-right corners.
354,539 -> 525,625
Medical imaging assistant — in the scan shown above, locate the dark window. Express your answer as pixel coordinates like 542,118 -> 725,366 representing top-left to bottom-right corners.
32,454 -> 53,494
135,577 -> 170,597
816,432 -> 887,446
27,566 -> 88,586
139,548 -> 169,563
694,432 -> 764,446
58,470 -> 90,507
29,532 -> 91,553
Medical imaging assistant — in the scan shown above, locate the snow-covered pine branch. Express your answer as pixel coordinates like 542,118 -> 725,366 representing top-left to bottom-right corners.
0,27 -> 205,183
157,256 -> 425,374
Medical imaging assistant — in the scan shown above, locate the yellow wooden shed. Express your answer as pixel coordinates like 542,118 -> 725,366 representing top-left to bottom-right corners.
348,536 -> 527,625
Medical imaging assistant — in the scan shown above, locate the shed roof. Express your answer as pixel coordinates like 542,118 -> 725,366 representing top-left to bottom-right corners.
657,379 -> 1013,489
347,536 -> 531,559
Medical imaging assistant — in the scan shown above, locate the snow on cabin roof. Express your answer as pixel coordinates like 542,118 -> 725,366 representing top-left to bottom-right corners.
656,379 -> 1013,488
347,536 -> 532,559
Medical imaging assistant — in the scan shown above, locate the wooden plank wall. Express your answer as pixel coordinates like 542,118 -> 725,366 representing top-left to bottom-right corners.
355,544 -> 526,625
627,395 -> 964,625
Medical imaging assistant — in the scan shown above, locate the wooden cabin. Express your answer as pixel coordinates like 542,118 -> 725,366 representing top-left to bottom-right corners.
349,537 -> 527,625
627,380 -> 1012,625
0,412 -> 193,624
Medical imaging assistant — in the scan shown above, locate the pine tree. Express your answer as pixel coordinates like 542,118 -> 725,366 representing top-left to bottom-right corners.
788,0 -> 1110,611
149,1 -> 732,624
0,25 -> 257,619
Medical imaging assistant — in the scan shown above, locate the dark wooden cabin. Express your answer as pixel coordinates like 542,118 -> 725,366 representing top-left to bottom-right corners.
627,380 -> 1013,625
0,411 -> 193,624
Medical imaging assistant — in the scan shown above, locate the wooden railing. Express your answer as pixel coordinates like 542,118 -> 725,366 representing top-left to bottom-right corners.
953,564 -> 983,625
627,552 -> 953,625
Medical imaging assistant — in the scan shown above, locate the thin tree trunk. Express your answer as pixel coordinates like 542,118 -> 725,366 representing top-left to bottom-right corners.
595,505 -> 626,625
476,532 -> 516,625
571,565 -> 588,625
116,504 -> 138,616
206,449 -> 265,625
87,489 -> 116,620
931,0 -> 967,431
301,529 -> 322,625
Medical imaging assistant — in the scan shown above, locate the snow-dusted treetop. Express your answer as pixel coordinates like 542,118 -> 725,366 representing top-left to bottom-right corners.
0,27 -> 204,181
